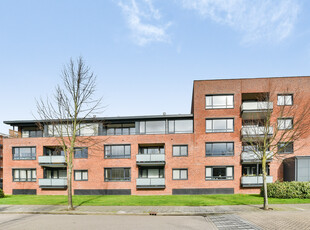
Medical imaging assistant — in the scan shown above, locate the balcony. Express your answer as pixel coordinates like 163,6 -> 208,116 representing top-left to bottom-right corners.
241,126 -> 273,137
38,156 -> 66,167
136,178 -> 165,189
241,151 -> 273,163
136,154 -> 165,166
241,102 -> 273,119
39,178 -> 67,189
241,176 -> 273,187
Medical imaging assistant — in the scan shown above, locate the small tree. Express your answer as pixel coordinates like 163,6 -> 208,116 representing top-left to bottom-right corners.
242,90 -> 310,210
36,57 -> 102,210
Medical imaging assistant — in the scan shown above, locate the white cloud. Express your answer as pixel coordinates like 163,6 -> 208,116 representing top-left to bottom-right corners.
118,0 -> 171,46
181,0 -> 300,43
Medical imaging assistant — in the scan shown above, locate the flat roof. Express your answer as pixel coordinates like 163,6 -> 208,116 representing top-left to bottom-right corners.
194,75 -> 310,82
4,114 -> 194,126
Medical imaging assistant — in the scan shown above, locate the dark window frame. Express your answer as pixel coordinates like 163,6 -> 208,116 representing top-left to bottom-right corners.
206,118 -> 234,133
205,94 -> 234,109
172,145 -> 188,157
278,142 -> 294,154
205,166 -> 234,180
138,167 -> 165,178
104,167 -> 131,182
12,146 -> 36,160
277,118 -> 293,130
277,94 -> 293,106
74,170 -> 88,181
74,147 -> 88,159
12,168 -> 36,182
205,142 -> 234,157
104,144 -> 131,159
172,168 -> 188,180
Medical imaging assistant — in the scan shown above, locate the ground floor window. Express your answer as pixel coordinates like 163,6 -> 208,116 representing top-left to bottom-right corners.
104,168 -> 131,181
74,170 -> 88,181
205,166 -> 234,180
242,164 -> 270,176
172,169 -> 188,180
13,169 -> 36,182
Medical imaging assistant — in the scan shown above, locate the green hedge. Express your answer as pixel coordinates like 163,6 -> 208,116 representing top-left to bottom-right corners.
261,181 -> 310,199
0,189 -> 4,198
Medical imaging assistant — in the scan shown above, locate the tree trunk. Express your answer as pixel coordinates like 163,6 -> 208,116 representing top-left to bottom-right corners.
67,161 -> 74,210
262,157 -> 269,210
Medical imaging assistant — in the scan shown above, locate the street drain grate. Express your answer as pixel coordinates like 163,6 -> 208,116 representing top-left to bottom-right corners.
208,214 -> 261,230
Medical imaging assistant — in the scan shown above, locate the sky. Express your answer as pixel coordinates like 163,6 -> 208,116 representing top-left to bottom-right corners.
1,0 -> 310,134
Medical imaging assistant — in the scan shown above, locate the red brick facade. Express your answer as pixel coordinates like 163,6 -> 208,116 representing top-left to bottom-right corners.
3,76 -> 310,195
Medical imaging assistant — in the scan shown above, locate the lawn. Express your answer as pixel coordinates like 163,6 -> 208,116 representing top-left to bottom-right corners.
0,194 -> 310,206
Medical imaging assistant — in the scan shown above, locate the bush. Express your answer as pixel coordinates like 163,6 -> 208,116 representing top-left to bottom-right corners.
261,181 -> 310,199
0,189 -> 4,198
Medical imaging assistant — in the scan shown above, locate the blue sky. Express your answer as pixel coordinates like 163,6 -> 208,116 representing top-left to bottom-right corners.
0,0 -> 310,133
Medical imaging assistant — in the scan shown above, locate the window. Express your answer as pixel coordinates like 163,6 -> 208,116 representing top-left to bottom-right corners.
278,142 -> 293,154
206,142 -> 234,156
172,145 -> 188,157
278,94 -> 293,106
104,123 -> 136,136
79,123 -> 99,136
278,118 -> 293,130
104,145 -> 131,158
44,168 -> 67,179
139,121 -> 166,134
168,120 -> 193,134
13,169 -> 36,182
206,95 -> 234,109
44,147 -> 64,156
74,170 -> 88,181
205,166 -> 234,180
242,164 -> 270,176
139,168 -> 164,178
21,127 -> 43,138
13,147 -> 36,160
172,169 -> 188,180
48,124 -> 73,137
104,168 -> 131,181
206,119 -> 234,133
74,147 -> 88,158
139,146 -> 164,154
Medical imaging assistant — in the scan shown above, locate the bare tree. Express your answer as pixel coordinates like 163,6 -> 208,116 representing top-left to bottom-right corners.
36,57 -> 102,210
241,89 -> 310,210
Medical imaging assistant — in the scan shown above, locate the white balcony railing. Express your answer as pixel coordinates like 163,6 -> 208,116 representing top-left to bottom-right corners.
136,154 -> 165,163
39,178 -> 67,188
242,126 -> 273,136
136,178 -> 165,187
241,176 -> 273,186
38,156 -> 66,165
241,151 -> 273,162
241,102 -> 273,112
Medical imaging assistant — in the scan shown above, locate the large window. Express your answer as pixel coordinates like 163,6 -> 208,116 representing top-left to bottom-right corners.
44,168 -> 67,179
242,164 -> 270,176
74,148 -> 88,158
278,142 -> 293,154
206,142 -> 234,156
139,168 -> 164,178
206,119 -> 234,133
139,146 -> 164,155
44,147 -> 64,156
172,169 -> 188,180
74,170 -> 88,181
205,166 -> 234,180
21,127 -> 43,138
139,121 -> 166,134
278,118 -> 293,130
206,95 -> 234,109
104,123 -> 136,136
13,169 -> 36,182
104,145 -> 131,158
13,147 -> 36,160
104,168 -> 131,181
172,145 -> 188,157
168,120 -> 193,134
79,123 -> 99,136
277,94 -> 293,106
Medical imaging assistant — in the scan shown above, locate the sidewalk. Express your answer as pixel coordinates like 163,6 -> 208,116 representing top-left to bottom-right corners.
0,203 -> 309,216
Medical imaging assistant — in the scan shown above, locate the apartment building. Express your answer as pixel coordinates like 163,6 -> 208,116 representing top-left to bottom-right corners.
3,76 -> 310,195
0,133 -> 7,189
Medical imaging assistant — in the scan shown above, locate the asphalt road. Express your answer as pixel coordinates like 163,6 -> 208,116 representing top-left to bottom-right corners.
0,214 -> 217,230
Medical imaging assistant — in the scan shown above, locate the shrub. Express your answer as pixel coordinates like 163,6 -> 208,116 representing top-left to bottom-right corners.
261,181 -> 310,199
0,189 -> 4,198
